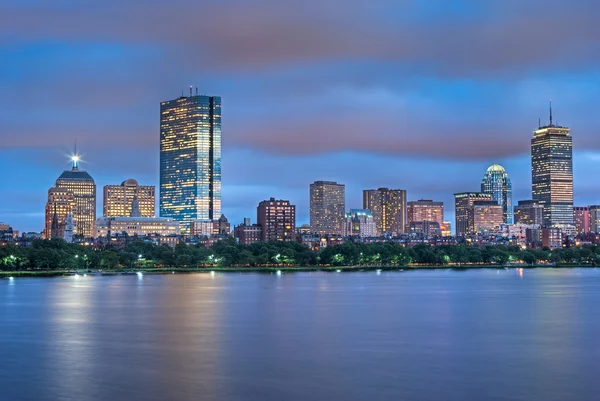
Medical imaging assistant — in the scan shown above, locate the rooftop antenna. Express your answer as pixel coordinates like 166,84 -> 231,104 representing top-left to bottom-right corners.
189,85 -> 193,97
549,99 -> 553,126
538,118 -> 541,128
196,87 -> 198,96
72,140 -> 79,170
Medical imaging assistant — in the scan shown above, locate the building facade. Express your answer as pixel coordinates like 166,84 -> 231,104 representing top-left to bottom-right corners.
45,156 -> 96,238
440,221 -> 452,237
96,217 -> 180,238
408,221 -> 441,236
467,201 -> 503,234
341,209 -> 377,238
160,92 -> 221,232
407,200 -> 444,226
363,188 -> 407,236
590,206 -> 600,234
531,106 -> 573,226
573,206 -> 590,235
44,188 -> 75,239
309,181 -> 345,235
257,198 -> 296,242
541,227 -> 562,249
454,192 -> 492,236
481,164 -> 513,224
190,215 -> 230,236
233,223 -> 263,245
514,200 -> 544,226
103,179 -> 155,218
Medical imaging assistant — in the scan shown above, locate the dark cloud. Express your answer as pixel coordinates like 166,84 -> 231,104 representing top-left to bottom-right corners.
1,0 -> 599,76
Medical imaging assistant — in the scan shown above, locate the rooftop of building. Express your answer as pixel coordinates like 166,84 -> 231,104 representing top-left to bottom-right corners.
486,163 -> 506,174
57,168 -> 94,182
97,217 -> 177,222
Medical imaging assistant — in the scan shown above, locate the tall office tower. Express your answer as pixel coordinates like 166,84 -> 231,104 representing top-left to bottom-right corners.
257,198 -> 296,242
47,155 -> 96,238
454,192 -> 492,236
407,200 -> 444,226
467,201 -> 504,234
44,188 -> 74,239
309,181 -> 345,235
363,188 -> 407,236
573,206 -> 591,234
590,206 -> 600,234
513,200 -> 544,226
160,90 -> 221,232
481,164 -> 513,224
103,179 -> 155,218
531,103 -> 573,226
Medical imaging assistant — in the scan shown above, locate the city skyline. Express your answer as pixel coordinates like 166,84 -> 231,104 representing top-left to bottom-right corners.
2,1 -> 600,232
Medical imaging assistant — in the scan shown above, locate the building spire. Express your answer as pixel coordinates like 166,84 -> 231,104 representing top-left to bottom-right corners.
71,140 -> 80,171
549,99 -> 553,126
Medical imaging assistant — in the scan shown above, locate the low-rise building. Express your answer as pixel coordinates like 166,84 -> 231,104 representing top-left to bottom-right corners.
541,227 -> 562,249
341,209 -> 376,238
96,217 -> 180,238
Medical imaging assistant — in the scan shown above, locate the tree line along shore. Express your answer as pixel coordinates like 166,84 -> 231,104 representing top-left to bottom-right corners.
2,238 -> 600,273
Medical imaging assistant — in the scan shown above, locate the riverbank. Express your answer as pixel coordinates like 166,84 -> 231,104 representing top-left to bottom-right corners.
0,263 -> 596,278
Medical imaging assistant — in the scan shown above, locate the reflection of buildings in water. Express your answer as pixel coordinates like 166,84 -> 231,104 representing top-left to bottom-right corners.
44,277 -> 96,398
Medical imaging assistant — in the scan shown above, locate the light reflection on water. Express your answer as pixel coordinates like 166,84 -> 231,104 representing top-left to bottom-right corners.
1,269 -> 600,401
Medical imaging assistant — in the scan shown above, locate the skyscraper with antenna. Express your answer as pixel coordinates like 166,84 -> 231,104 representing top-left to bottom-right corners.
531,101 -> 573,227
44,145 -> 96,239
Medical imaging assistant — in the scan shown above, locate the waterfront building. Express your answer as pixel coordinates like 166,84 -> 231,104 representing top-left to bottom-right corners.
309,181 -> 345,235
440,221 -> 452,237
341,209 -> 377,238
408,221 -> 441,236
44,188 -> 75,239
496,224 -> 538,248
63,214 -> 74,243
233,221 -> 262,245
514,200 -> 544,226
257,198 -> 296,241
160,90 -> 221,232
531,104 -> 573,226
481,164 -> 513,224
363,188 -> 407,236
45,154 -> 96,238
454,192 -> 492,236
407,200 -> 444,226
467,201 -> 503,234
103,179 -> 155,218
95,217 -> 180,238
573,206 -> 591,234
190,215 -> 230,236
541,227 -> 562,249
590,206 -> 600,234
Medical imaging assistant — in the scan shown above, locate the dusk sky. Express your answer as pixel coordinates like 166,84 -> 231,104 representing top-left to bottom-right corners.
1,0 -> 599,232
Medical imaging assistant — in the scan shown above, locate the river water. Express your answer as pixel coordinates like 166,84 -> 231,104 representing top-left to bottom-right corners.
1,269 -> 599,401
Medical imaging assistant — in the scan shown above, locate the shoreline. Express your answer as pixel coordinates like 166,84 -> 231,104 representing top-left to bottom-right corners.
0,264 -> 596,278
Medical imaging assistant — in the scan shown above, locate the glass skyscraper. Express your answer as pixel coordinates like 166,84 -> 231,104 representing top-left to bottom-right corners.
531,106 -> 573,227
481,164 -> 513,224
160,92 -> 221,232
